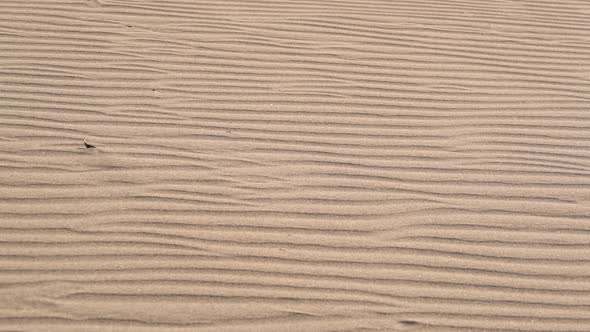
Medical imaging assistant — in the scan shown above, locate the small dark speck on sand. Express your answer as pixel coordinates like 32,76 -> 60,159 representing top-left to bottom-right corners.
84,140 -> 96,149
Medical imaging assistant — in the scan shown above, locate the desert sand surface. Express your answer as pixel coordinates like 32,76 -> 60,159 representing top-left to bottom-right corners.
1,0 -> 590,331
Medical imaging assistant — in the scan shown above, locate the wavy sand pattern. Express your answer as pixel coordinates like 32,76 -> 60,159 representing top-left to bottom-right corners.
1,0 -> 590,331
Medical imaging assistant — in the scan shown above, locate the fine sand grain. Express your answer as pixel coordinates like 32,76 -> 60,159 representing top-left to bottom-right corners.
1,0 -> 590,331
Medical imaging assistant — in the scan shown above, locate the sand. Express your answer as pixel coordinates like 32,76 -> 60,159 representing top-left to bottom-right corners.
1,0 -> 590,331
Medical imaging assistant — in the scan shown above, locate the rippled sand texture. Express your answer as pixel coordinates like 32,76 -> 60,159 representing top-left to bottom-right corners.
1,0 -> 590,331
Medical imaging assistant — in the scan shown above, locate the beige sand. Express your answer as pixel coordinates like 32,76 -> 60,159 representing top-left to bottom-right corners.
1,0 -> 590,331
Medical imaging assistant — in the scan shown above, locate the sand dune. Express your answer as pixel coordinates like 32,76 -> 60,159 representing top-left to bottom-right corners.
1,0 -> 590,331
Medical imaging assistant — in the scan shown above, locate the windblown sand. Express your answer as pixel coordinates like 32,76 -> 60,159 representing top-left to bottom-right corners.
1,0 -> 590,331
